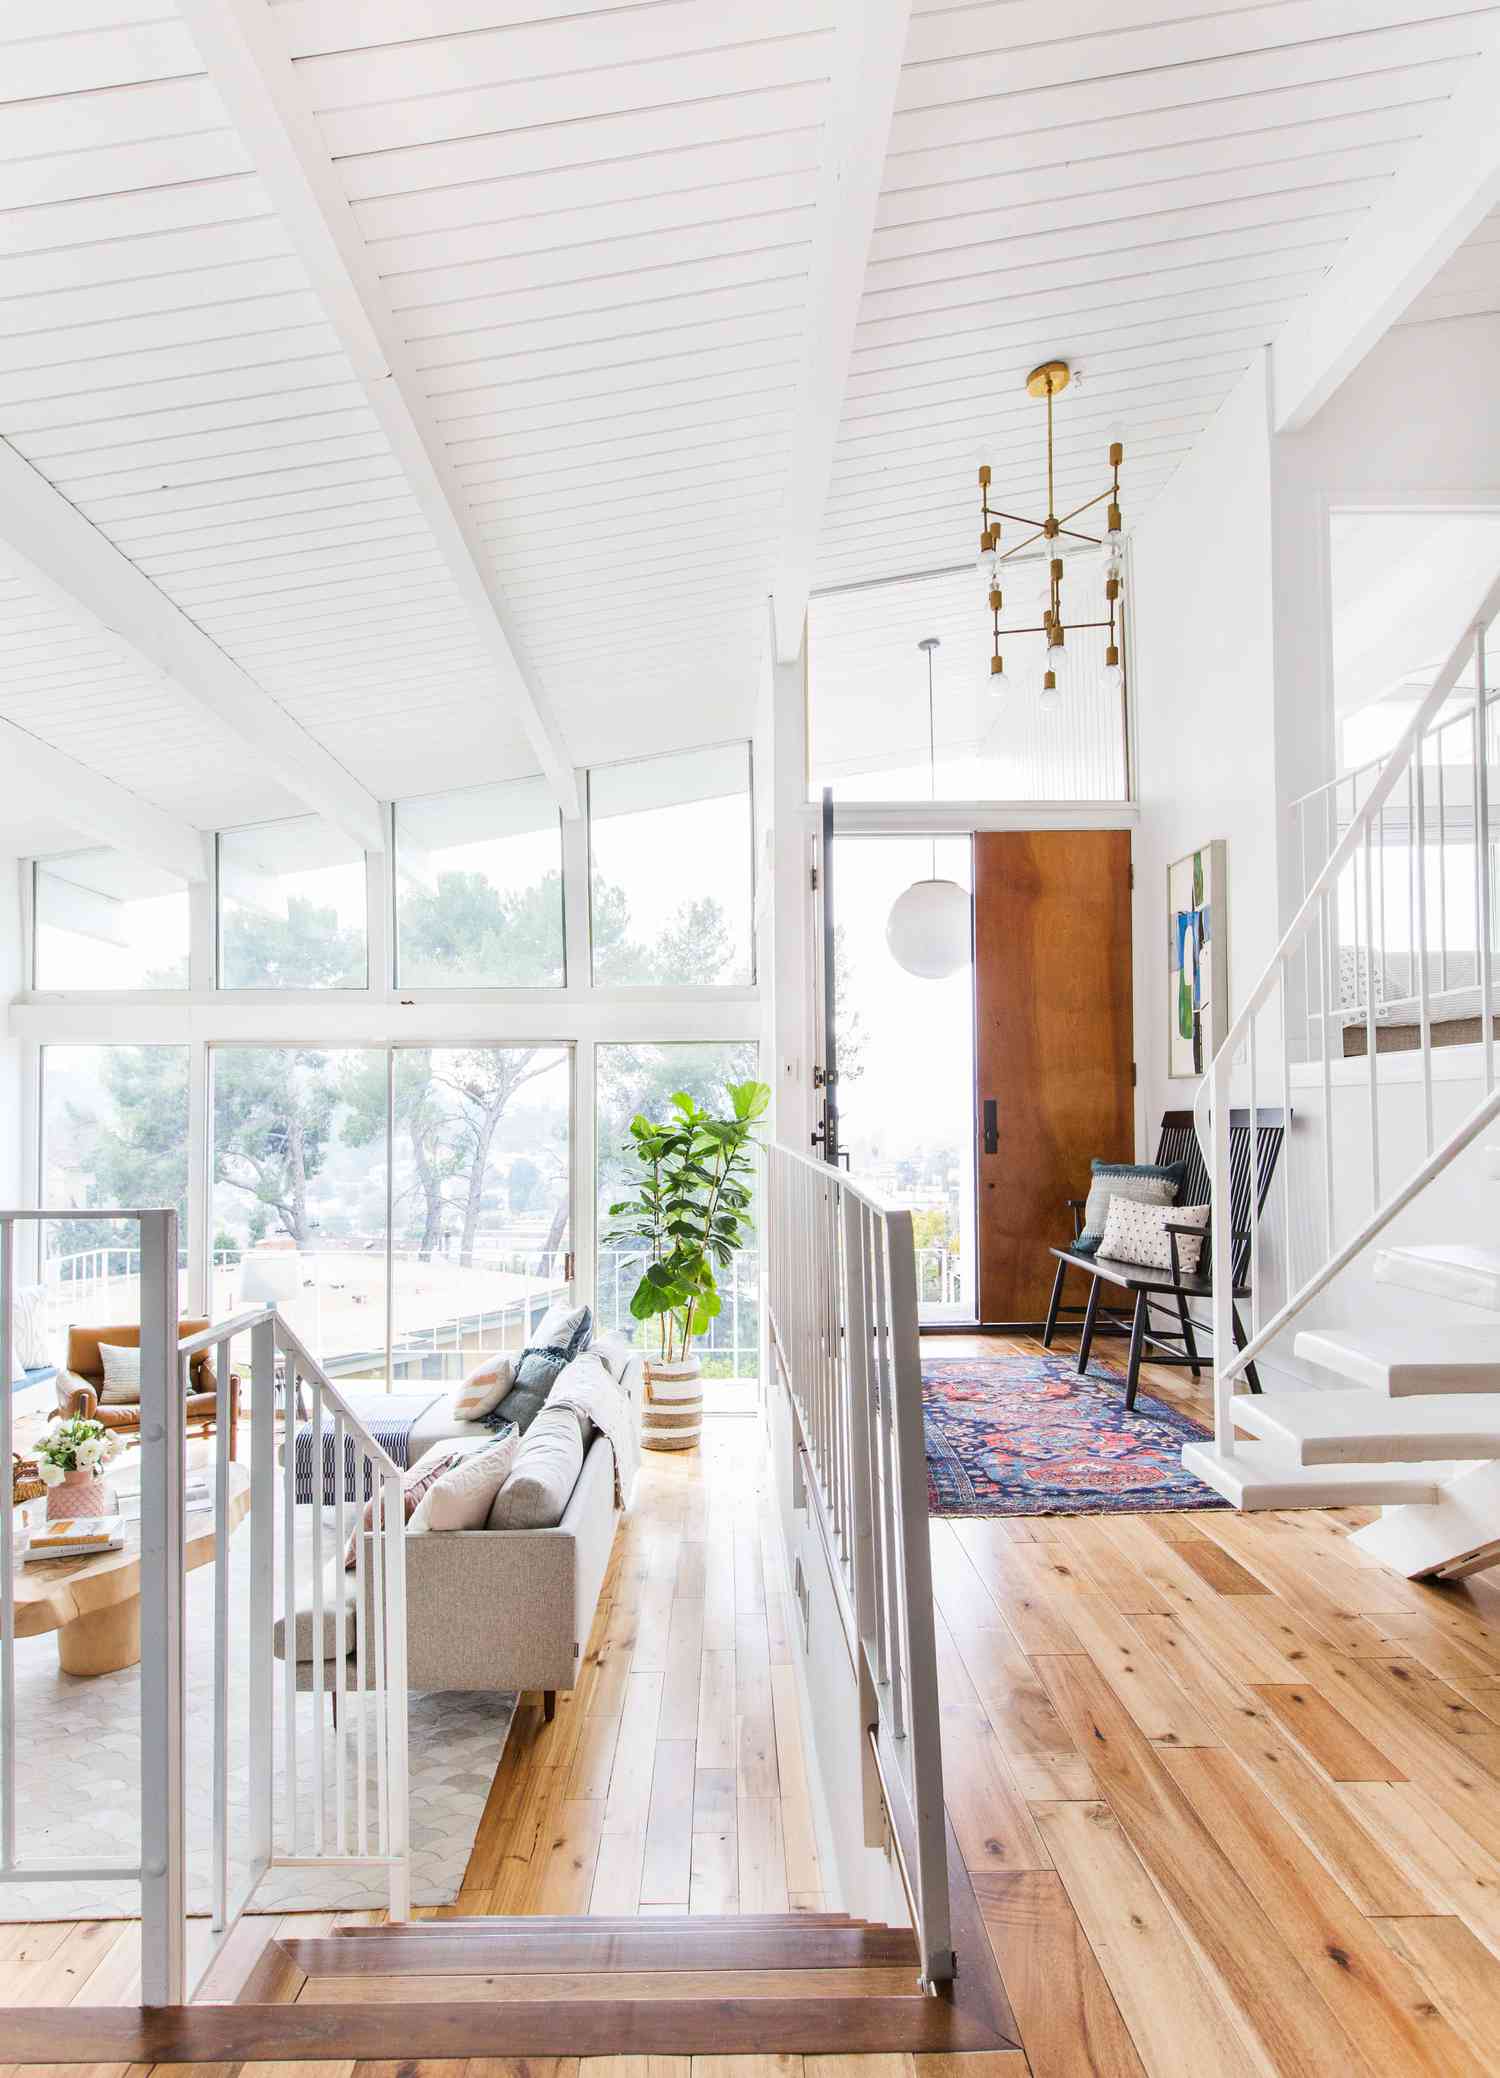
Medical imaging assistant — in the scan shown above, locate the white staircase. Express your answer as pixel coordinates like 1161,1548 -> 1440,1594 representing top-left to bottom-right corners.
1182,570 -> 1500,1577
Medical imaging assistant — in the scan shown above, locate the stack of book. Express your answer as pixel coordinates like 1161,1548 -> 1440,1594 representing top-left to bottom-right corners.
24,1515 -> 125,1563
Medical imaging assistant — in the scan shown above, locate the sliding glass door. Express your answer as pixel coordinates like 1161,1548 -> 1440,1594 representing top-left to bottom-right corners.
210,1044 -> 572,1386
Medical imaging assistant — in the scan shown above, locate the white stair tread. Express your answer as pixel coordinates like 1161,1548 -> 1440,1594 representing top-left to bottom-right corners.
1232,1391 -> 1500,1464
1295,1326 -> 1500,1396
1181,1439 -> 1444,1510
1375,1243 -> 1500,1311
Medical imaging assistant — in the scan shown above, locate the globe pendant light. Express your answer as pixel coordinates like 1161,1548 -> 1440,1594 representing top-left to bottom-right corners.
885,637 -> 972,980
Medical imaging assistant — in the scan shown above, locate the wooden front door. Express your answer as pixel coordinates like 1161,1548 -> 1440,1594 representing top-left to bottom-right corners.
975,830 -> 1134,1323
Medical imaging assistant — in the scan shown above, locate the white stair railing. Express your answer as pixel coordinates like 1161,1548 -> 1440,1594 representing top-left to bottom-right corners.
1,1209 -> 410,2004
765,1143 -> 952,1990
1194,568 -> 1500,1498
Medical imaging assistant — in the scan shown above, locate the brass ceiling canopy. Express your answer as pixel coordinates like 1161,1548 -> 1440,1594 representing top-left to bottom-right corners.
976,359 -> 1125,709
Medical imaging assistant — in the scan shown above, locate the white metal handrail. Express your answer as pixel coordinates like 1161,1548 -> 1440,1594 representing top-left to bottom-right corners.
1198,566 -> 1500,1464
1,1211 -> 411,2004
765,1142 -> 952,1989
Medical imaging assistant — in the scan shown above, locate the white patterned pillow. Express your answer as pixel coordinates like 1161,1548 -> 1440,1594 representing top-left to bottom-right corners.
452,1352 -> 515,1422
12,1284 -> 49,1371
409,1431 -> 521,1532
1099,1197 -> 1210,1275
98,1341 -> 144,1404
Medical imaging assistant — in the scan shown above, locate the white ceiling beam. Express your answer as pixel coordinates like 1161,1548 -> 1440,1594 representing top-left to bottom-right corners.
0,716 -> 209,885
178,0 -> 580,819
769,0 -> 912,663
1273,37 -> 1500,432
0,444 -> 383,856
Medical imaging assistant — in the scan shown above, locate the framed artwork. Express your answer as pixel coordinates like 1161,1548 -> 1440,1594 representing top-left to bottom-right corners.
1168,841 -> 1227,1078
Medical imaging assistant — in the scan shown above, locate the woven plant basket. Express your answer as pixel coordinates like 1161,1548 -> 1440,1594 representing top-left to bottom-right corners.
642,1360 -> 703,1452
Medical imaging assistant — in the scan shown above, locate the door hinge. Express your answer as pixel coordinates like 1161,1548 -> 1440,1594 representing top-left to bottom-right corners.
810,864 -> 819,891
1128,864 -> 1135,891
1130,1062 -> 1137,1088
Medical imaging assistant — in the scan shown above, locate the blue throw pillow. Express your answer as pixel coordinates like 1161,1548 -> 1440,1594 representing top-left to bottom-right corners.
1076,1160 -> 1188,1256
493,1303 -> 593,1433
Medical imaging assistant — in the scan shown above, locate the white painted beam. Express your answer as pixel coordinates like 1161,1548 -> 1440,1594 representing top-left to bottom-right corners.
1273,37 -> 1500,431
0,443 -> 384,857
769,0 -> 912,663
0,716 -> 209,885
178,0 -> 580,819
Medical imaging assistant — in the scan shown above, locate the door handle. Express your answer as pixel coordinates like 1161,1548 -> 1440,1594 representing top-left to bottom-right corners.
983,1098 -> 999,1156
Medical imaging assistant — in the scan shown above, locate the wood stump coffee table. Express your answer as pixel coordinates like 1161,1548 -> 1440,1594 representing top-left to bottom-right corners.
11,1462 -> 251,1677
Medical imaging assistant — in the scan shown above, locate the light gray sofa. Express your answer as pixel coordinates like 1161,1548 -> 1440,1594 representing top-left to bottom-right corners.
276,1339 -> 641,1717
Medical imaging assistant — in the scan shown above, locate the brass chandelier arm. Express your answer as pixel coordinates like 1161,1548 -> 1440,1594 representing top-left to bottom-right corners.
977,359 -> 1125,702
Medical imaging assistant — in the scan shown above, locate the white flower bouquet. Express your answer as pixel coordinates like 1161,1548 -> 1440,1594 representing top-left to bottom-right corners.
34,1417 -> 121,1487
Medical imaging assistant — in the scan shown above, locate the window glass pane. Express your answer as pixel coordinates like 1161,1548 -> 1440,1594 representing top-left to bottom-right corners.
394,778 -> 564,988
832,836 -> 975,1322
389,1046 -> 572,1381
596,1041 -> 760,1408
809,565 -> 1127,802
589,743 -> 753,985
40,1043 -> 190,1349
35,850 -> 189,989
211,1047 -> 385,1382
218,815 -> 367,988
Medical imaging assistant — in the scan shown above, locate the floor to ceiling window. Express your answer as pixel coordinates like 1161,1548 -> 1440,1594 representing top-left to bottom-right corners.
596,1040 -> 761,1411
209,1044 -> 573,1386
831,836 -> 977,1323
39,1043 -> 191,1336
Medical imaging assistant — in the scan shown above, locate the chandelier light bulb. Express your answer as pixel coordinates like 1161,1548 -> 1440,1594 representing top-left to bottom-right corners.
1039,673 -> 1062,714
1102,652 -> 1124,693
1046,638 -> 1066,671
987,654 -> 1009,695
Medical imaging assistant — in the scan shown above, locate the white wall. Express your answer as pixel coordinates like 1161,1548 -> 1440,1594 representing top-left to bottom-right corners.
0,858 -> 23,1208
1129,354 -> 1280,1136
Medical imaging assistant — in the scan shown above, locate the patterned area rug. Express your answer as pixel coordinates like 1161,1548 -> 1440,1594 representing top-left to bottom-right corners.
2,1496 -> 516,1920
923,1351 -> 1227,1517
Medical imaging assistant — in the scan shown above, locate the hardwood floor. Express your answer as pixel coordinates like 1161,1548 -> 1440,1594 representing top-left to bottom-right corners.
449,1419 -> 826,1916
8,1334 -> 1500,2076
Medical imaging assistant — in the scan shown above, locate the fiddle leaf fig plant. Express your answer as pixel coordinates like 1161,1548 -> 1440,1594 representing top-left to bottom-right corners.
605,1079 -> 770,1365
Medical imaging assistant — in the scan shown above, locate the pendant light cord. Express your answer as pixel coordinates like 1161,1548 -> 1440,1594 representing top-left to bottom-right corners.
926,639 -> 937,879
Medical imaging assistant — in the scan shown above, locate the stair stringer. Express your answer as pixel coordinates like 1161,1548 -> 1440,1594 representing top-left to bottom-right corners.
1350,1457 -> 1500,1579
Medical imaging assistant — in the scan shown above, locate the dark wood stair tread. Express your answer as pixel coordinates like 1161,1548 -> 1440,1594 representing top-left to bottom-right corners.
284,1924 -> 920,1974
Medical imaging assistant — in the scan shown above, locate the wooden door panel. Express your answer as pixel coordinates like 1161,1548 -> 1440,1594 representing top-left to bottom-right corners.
975,830 -> 1134,1322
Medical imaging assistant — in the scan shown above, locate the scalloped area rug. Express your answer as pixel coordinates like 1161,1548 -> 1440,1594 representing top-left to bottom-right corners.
1,1497 -> 516,1921
923,1351 -> 1227,1516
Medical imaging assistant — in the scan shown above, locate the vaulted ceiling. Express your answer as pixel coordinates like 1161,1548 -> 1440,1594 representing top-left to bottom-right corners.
2,0 -> 1498,857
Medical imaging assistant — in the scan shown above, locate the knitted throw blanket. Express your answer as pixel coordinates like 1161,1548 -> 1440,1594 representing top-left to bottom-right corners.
547,1354 -> 641,1510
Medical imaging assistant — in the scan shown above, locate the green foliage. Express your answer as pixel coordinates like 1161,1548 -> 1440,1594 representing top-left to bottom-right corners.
604,1080 -> 769,1363
220,893 -> 364,989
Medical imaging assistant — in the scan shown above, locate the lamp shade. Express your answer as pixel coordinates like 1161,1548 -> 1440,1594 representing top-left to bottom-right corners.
885,877 -> 972,979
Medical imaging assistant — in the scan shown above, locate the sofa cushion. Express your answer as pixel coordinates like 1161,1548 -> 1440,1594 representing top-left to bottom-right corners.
342,1436 -> 487,1568
494,1303 -> 593,1433
486,1402 -> 585,1530
410,1430 -> 520,1532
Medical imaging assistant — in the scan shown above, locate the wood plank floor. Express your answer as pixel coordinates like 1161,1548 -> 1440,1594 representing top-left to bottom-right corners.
8,1333 -> 1500,2076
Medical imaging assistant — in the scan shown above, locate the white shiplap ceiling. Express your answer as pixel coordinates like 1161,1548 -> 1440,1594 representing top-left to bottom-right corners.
0,0 -> 1497,855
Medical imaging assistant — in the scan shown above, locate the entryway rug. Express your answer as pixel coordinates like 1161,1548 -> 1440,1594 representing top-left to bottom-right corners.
923,1351 -> 1228,1517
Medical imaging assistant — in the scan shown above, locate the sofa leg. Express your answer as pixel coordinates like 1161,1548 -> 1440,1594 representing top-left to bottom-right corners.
543,1690 -> 557,1724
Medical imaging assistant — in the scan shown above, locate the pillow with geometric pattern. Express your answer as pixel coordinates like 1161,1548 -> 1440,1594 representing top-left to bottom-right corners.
1076,1159 -> 1187,1255
1098,1196 -> 1210,1275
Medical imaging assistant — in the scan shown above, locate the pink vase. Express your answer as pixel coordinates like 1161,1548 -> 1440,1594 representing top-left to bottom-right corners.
47,1468 -> 111,1521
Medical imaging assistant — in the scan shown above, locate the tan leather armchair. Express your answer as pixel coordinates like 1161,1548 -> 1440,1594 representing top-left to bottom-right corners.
54,1321 -> 240,1459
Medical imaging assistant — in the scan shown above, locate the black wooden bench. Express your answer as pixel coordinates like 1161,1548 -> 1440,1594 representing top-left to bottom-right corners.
1041,1108 -> 1287,1412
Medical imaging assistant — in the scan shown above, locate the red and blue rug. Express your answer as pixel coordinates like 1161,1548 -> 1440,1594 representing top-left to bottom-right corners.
923,1351 -> 1227,1516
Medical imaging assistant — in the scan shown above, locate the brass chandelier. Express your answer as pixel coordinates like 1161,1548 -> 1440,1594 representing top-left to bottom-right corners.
977,360 -> 1125,711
